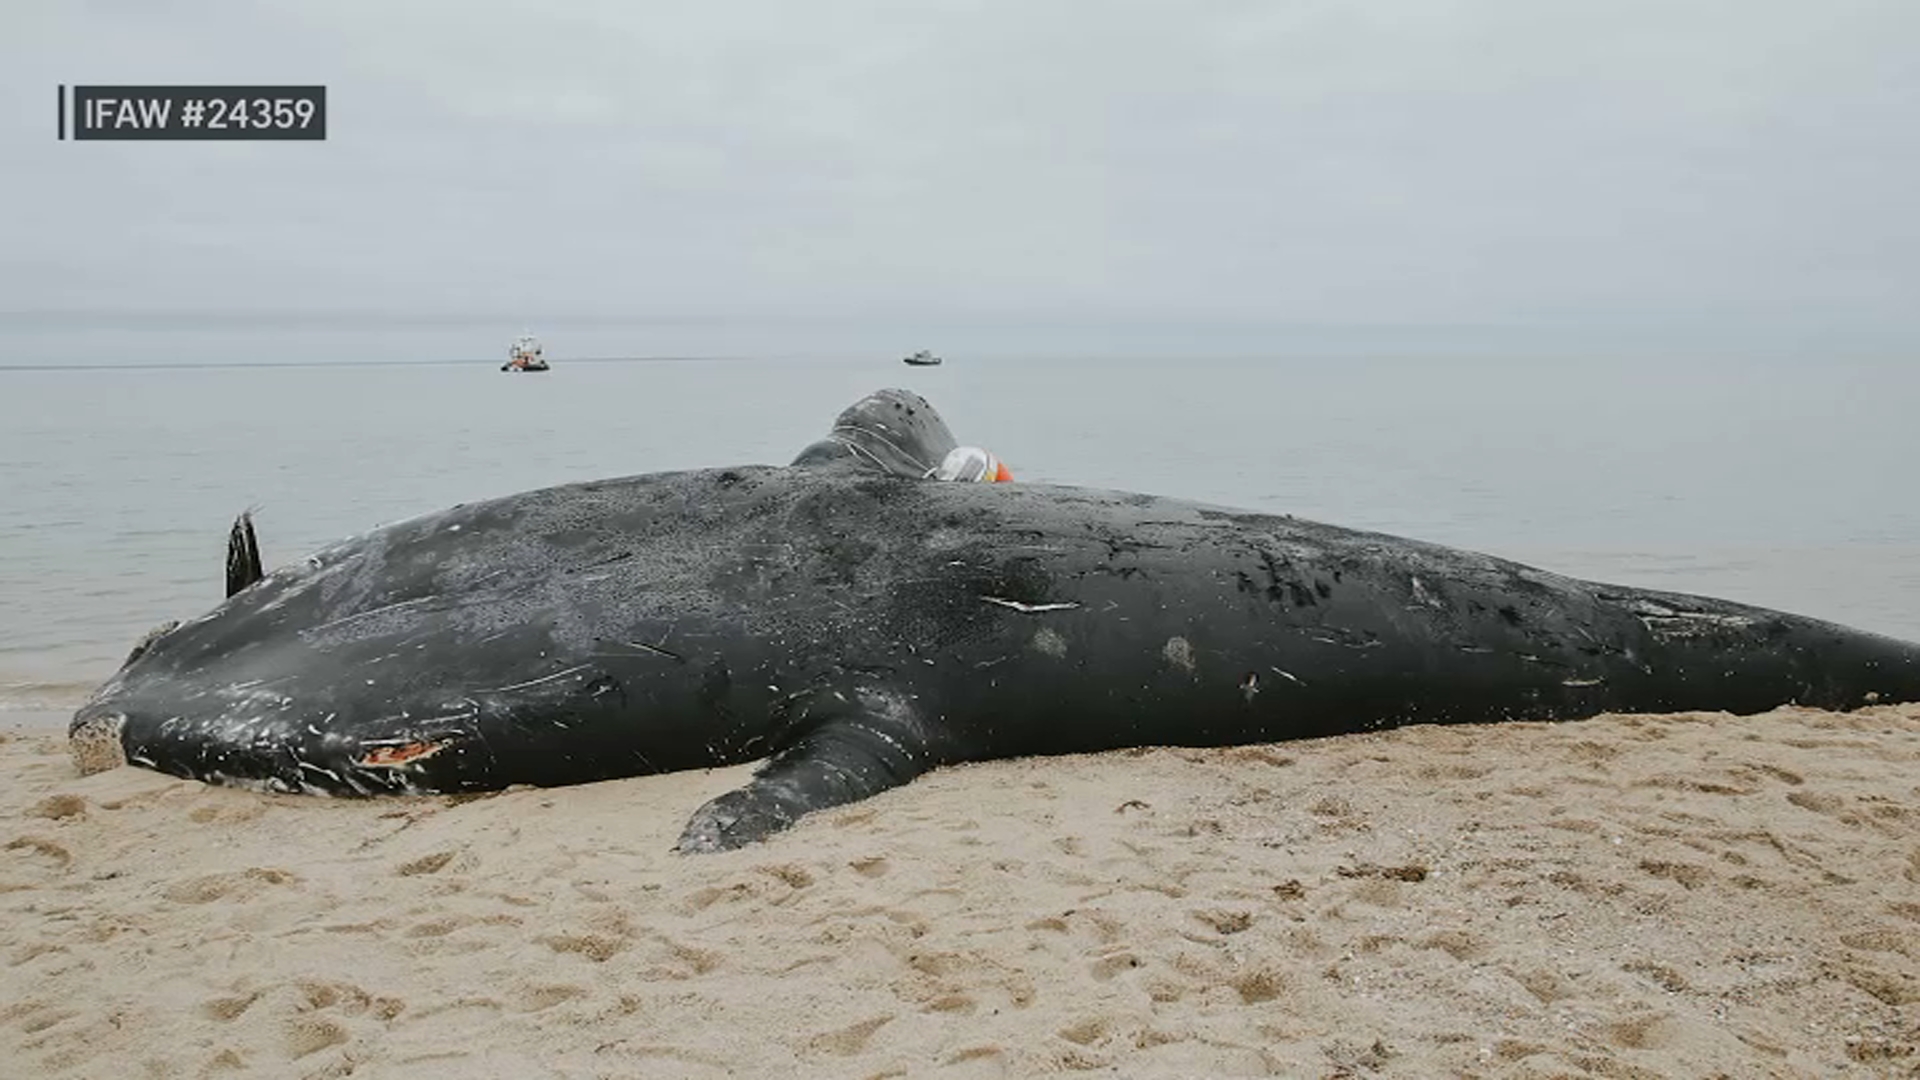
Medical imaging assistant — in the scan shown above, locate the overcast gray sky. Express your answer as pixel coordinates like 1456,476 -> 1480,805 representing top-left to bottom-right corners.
6,0 -> 1919,359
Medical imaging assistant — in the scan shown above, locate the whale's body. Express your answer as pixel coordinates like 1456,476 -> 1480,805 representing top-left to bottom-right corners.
70,460 -> 1920,851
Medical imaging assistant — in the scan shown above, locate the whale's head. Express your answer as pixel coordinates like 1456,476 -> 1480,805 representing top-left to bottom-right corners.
790,388 -> 960,477
68,617 -> 187,774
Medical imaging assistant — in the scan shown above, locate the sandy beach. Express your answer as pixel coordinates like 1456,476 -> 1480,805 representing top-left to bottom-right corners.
3,704 -> 1918,1078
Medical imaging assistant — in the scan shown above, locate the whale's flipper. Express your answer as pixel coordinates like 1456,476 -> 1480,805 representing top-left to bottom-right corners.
226,511 -> 263,598
675,688 -> 946,853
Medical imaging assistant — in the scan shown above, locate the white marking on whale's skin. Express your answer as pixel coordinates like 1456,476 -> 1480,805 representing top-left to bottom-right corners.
1031,627 -> 1068,658
825,419 -> 935,473
1409,575 -> 1445,610
1633,604 -> 1757,639
1310,634 -> 1384,649
1270,667 -> 1304,685
306,597 -> 436,636
477,665 -> 589,695
1562,677 -> 1605,687
299,762 -> 344,784
980,596 -> 1080,613
1163,637 -> 1196,674
620,641 -> 682,661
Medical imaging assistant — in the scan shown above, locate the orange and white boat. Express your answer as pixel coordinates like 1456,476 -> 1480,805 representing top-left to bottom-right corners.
502,334 -> 550,372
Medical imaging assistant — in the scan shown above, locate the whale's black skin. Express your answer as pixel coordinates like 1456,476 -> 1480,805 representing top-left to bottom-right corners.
69,427 -> 1920,854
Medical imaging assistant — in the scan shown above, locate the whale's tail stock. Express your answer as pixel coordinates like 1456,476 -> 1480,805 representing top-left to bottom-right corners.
226,510 -> 263,598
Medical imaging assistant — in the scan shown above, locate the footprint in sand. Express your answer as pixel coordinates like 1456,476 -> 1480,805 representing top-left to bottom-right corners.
848,855 -> 889,878
681,871 -> 809,913
509,984 -> 588,1013
17,1006 -> 79,1034
1786,790 -> 1847,816
1599,1011 -> 1679,1051
395,850 -> 457,876
187,802 -> 265,825
28,794 -> 87,820
1838,927 -> 1914,955
201,993 -> 261,1021
1056,1017 -> 1111,1047
284,1016 -> 348,1059
1747,762 -> 1805,785
758,862 -> 815,888
297,979 -> 404,1020
805,1014 -> 893,1057
4,835 -> 73,868
1189,908 -> 1253,935
1636,858 -> 1712,889
1416,929 -> 1486,961
1087,949 -> 1142,981
632,936 -> 722,980
887,947 -> 1035,1012
941,1044 -> 1006,1069
1620,959 -> 1691,992
1229,968 -> 1285,1004
924,992 -> 975,1014
540,933 -> 629,963
404,917 -> 466,939
1511,966 -> 1576,1004
161,867 -> 299,903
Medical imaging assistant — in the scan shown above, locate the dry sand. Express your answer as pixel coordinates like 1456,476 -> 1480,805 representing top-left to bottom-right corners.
3,704 -> 1919,1078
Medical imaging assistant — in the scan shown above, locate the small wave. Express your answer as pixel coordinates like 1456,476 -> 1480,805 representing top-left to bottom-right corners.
0,680 -> 96,711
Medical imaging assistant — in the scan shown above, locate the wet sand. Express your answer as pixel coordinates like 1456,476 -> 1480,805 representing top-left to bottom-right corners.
4,705 -> 1918,1077
1,710 -> 69,733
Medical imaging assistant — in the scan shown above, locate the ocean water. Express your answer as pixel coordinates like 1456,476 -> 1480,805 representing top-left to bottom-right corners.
3,353 -> 1917,713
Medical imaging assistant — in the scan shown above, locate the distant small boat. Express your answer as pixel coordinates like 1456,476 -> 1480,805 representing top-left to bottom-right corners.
502,334 -> 550,372
902,350 -> 942,367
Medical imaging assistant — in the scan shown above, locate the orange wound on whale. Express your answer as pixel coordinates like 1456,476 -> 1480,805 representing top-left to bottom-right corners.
358,741 -> 449,768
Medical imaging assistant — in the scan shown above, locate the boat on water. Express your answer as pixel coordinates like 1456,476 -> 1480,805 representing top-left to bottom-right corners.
502,334 -> 550,372
902,349 -> 942,366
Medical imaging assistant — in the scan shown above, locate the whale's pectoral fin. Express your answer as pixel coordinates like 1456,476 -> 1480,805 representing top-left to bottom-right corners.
226,511 -> 263,598
675,693 -> 942,853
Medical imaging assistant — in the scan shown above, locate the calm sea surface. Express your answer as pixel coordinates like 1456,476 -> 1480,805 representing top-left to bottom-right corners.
3,354 -> 1916,712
